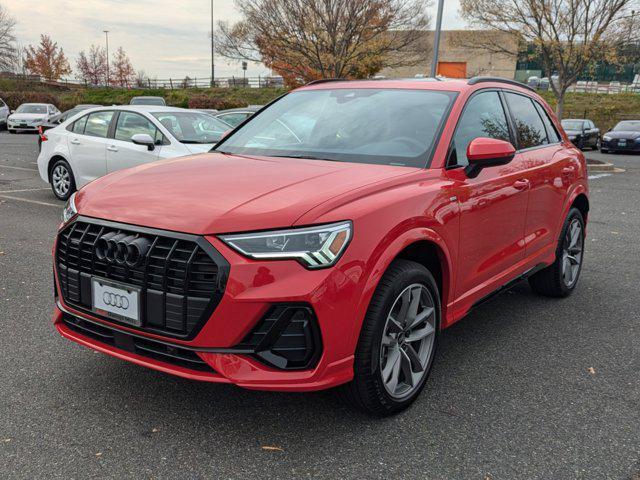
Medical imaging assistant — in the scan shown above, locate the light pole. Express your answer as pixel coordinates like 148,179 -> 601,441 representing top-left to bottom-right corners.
430,0 -> 444,78
211,0 -> 215,86
103,30 -> 110,87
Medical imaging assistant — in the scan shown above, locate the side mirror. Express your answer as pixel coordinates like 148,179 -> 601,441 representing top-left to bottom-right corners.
10,110 -> 15,114
465,137 -> 516,178
131,133 -> 155,151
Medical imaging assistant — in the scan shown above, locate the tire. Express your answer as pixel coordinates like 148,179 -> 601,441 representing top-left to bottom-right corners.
339,259 -> 440,416
529,208 -> 585,297
600,148 -> 608,154
49,159 -> 76,201
8,129 -> 16,134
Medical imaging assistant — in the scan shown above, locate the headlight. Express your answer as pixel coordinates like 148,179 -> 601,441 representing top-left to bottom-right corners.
219,221 -> 352,269
603,135 -> 612,141
61,192 -> 77,225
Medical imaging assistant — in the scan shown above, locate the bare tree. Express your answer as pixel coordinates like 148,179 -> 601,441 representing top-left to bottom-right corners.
0,2 -> 17,72
216,0 -> 431,85
134,70 -> 148,87
76,45 -> 108,86
460,0 -> 640,118
110,47 -> 135,88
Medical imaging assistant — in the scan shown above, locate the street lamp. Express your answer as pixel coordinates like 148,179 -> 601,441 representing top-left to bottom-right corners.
211,0 -> 215,86
103,30 -> 110,87
430,0 -> 444,78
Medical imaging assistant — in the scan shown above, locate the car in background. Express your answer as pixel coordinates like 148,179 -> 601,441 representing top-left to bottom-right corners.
0,97 -> 9,128
38,105 -> 102,149
561,119 -> 600,150
129,96 -> 166,106
601,120 -> 640,154
215,106 -> 262,127
37,105 -> 231,200
7,103 -> 60,133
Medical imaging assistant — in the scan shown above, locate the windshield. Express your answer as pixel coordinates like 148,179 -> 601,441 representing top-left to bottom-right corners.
215,89 -> 456,167
613,121 -> 640,131
131,97 -> 165,106
152,111 -> 230,144
17,104 -> 47,114
561,120 -> 585,131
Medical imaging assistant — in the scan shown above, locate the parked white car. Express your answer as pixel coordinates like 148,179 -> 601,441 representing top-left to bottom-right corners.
8,103 -> 60,133
0,97 -> 9,128
37,105 -> 231,200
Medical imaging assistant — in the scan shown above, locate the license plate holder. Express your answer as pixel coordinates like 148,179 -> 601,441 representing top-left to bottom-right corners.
92,277 -> 142,326
619,139 -> 627,146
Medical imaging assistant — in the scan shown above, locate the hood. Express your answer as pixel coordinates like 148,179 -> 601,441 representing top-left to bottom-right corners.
9,113 -> 47,121
182,143 -> 217,154
604,131 -> 640,139
76,152 -> 417,234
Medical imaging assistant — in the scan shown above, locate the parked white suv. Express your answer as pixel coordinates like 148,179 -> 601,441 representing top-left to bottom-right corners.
8,103 -> 60,133
37,105 -> 231,200
0,97 -> 9,128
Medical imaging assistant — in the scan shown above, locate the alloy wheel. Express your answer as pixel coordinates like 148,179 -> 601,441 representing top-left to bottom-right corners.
52,165 -> 71,197
562,218 -> 583,288
379,283 -> 436,399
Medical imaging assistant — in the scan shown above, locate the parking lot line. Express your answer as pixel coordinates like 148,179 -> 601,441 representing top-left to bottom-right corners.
0,187 -> 51,194
0,164 -> 38,172
0,194 -> 60,207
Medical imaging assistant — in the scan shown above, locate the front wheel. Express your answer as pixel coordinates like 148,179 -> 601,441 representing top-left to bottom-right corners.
49,159 -> 76,201
529,208 -> 585,297
339,259 -> 440,416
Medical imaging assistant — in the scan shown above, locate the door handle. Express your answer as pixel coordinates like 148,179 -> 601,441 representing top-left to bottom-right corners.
69,138 -> 80,145
562,166 -> 576,174
513,179 -> 530,190
107,145 -> 118,152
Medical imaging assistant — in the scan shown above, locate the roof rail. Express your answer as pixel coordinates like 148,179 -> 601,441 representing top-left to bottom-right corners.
305,78 -> 347,86
467,76 -> 535,92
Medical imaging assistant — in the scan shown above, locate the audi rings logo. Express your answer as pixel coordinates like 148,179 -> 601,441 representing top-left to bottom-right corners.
94,232 -> 152,268
102,292 -> 130,309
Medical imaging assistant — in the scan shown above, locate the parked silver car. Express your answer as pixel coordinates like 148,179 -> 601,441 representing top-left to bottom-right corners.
0,97 -> 9,128
8,103 -> 60,133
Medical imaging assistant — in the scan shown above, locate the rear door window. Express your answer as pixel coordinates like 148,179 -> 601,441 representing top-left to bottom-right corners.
504,92 -> 548,149
84,111 -> 114,138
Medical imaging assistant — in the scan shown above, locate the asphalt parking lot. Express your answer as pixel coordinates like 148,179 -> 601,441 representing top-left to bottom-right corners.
1,131 -> 639,479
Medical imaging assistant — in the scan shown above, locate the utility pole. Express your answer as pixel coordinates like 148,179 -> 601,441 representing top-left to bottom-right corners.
103,30 -> 110,86
211,0 -> 215,86
430,0 -> 444,78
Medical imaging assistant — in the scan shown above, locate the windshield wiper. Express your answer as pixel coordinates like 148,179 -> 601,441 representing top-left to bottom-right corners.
180,140 -> 211,144
269,154 -> 340,162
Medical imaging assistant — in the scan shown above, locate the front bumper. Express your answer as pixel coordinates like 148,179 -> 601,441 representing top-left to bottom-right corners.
7,122 -> 39,131
601,139 -> 640,152
53,229 -> 360,391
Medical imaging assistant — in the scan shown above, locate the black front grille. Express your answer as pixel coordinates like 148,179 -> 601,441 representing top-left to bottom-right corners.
62,314 -> 215,372
56,218 -> 229,339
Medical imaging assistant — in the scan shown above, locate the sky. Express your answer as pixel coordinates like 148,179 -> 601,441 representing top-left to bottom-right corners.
5,0 -> 466,79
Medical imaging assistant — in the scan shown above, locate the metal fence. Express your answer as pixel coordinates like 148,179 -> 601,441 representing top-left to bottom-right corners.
0,73 -> 284,90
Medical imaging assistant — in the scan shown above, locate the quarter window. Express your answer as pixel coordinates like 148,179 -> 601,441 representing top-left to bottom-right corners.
504,93 -> 548,149
71,115 -> 88,134
534,102 -> 560,143
84,111 -> 114,138
114,112 -> 161,143
451,91 -> 511,167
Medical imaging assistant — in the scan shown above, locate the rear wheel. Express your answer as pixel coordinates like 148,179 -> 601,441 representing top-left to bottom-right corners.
8,129 -> 16,134
529,208 -> 585,297
339,259 -> 440,416
49,159 -> 76,201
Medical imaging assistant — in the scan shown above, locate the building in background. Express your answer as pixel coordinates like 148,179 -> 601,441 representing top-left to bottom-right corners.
381,30 -> 518,79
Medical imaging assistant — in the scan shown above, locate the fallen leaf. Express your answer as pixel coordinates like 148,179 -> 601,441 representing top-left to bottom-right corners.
95,452 -> 102,457
261,445 -> 284,452
0,252 -> 5,256
3,438 -> 10,443
152,428 -> 159,433
588,367 -> 596,375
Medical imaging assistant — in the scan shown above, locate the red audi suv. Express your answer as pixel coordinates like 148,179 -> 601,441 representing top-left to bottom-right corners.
53,78 -> 588,415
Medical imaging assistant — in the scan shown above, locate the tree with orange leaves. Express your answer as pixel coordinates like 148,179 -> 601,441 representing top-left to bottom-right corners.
24,34 -> 71,81
216,0 -> 431,87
